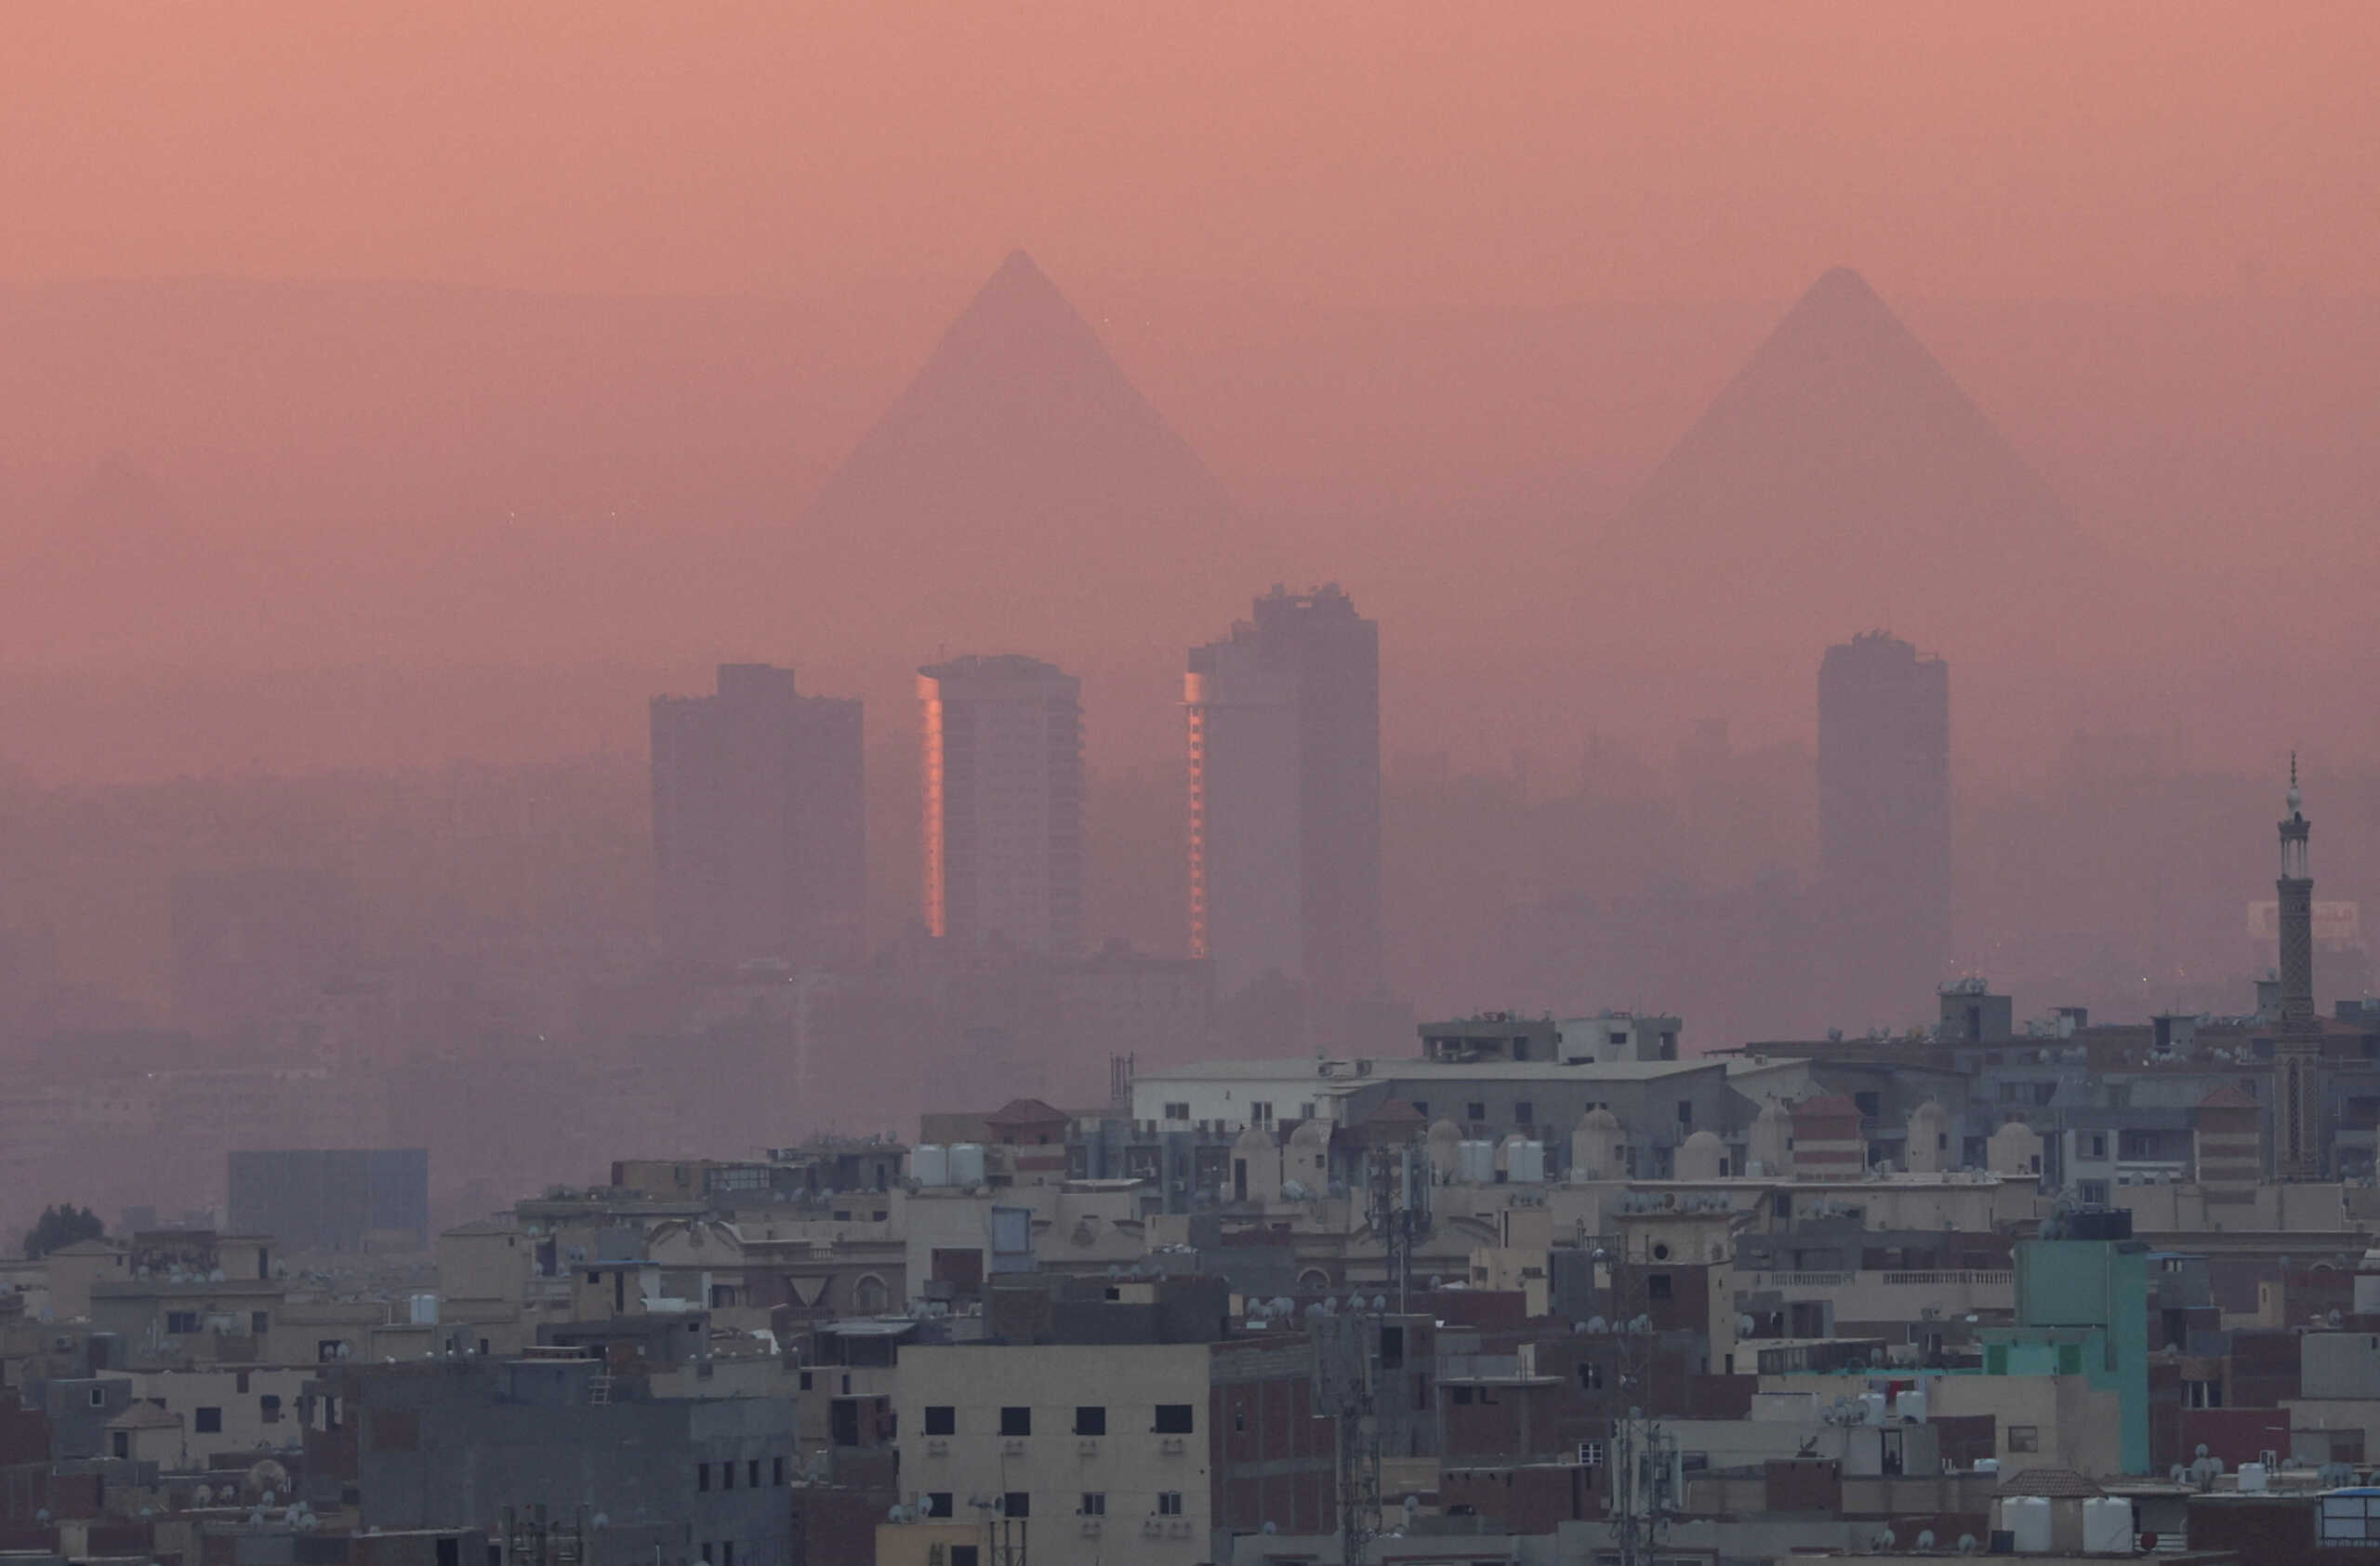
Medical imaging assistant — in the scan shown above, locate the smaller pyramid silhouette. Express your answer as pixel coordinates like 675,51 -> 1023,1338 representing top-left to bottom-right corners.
1610,267 -> 2091,653
758,250 -> 1250,663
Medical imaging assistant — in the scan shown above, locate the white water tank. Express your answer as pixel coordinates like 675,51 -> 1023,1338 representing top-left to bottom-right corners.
948,1143 -> 987,1188
1896,1387 -> 1927,1424
2081,1495 -> 2132,1554
909,1145 -> 949,1188
1506,1138 -> 1546,1184
1458,1140 -> 1497,1186
2238,1461 -> 2269,1492
2003,1494 -> 2052,1553
1860,1391 -> 1887,1426
1973,1457 -> 1999,1475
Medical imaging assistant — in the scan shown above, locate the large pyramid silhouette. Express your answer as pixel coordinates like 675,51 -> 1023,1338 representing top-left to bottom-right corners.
1609,267 -> 2091,655
755,251 -> 1253,673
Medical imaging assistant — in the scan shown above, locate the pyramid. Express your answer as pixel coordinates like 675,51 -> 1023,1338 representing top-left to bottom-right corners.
1608,267 -> 2092,656
747,251 -> 1253,672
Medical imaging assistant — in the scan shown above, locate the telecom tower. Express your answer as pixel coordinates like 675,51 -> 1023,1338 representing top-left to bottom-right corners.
2276,757 -> 2323,1180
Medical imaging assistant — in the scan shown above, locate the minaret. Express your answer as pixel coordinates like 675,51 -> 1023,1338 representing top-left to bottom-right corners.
2275,756 -> 2323,1180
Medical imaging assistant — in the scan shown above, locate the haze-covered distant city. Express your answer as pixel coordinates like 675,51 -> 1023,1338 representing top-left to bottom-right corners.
2,8 -> 2377,1564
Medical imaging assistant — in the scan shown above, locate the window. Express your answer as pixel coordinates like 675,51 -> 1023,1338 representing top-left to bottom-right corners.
88,1387 -> 105,1408
1579,1440 -> 1605,1467
2008,1426 -> 2040,1453
721,1545 -> 734,1566
1466,1102 -> 1486,1123
1074,1406 -> 1105,1436
1078,1493 -> 1106,1517
1153,1404 -> 1194,1434
950,1550 -> 978,1566
1411,1102 -> 1428,1119
1450,1386 -> 1474,1404
1378,1325 -> 1405,1370
800,1372 -> 813,1391
1001,1492 -> 1029,1518
698,1546 -> 710,1565
1157,1492 -> 1183,1516
1676,1099 -> 1693,1126
1772,1193 -> 1792,1219
251,1311 -> 270,1334
166,1311 -> 201,1335
195,1406 -> 222,1433
1250,1101 -> 1273,1125
722,1461 -> 735,1490
1578,1360 -> 1604,1391
698,1463 -> 711,1492
1514,1101 -> 1535,1126
2078,1180 -> 2109,1205
748,1460 -> 760,1488
1000,1406 -> 1031,1437
259,1395 -> 282,1425
2087,1133 -> 2108,1161
1163,1102 -> 1190,1121
112,1431 -> 128,1459
924,1405 -> 956,1435
1647,1273 -> 1673,1301
2186,1379 -> 2224,1409
774,1456 -> 786,1484
318,1340 -> 346,1362
923,1493 -> 953,1518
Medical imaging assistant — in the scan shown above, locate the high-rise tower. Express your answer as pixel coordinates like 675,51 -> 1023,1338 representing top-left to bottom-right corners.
651,663 -> 865,968
919,655 -> 1084,956
1817,631 -> 1951,1026
1185,586 -> 1382,1037
2275,757 -> 2323,1180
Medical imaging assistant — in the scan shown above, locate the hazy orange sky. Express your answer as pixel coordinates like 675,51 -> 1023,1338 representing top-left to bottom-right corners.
6,4 -> 2373,305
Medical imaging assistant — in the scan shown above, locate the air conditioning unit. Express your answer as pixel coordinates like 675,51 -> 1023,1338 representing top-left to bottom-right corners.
1142,1519 -> 1163,1536
1078,1438 -> 1101,1455
1002,1438 -> 1026,1454
1079,1520 -> 1103,1537
924,1438 -> 948,1456
1160,1436 -> 1185,1454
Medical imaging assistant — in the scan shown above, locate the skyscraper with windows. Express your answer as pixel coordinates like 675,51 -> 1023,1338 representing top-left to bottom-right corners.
650,663 -> 865,968
919,655 -> 1084,956
1816,631 -> 1950,1026
1186,586 -> 1381,1037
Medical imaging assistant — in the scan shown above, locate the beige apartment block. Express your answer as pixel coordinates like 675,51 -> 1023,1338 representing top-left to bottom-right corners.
894,1341 -> 1218,1566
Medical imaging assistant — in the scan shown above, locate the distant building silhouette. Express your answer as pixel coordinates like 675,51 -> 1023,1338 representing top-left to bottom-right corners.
650,664 -> 865,968
1186,586 -> 1382,1039
918,655 -> 1084,957
1817,631 -> 1950,1025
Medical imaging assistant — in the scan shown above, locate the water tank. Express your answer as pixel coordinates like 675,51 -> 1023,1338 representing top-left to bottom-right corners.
408,1293 -> 439,1326
948,1143 -> 987,1188
1506,1138 -> 1545,1185
1896,1387 -> 1927,1424
1973,1457 -> 1999,1475
2080,1495 -> 2132,1554
1860,1391 -> 1887,1426
909,1145 -> 949,1188
2003,1494 -> 2052,1553
1458,1140 -> 1497,1186
2238,1461 -> 2269,1493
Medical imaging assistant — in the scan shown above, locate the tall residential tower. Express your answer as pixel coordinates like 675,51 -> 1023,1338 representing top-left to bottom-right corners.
1817,631 -> 1951,1026
651,663 -> 866,968
1186,586 -> 1382,1036
919,655 -> 1084,956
